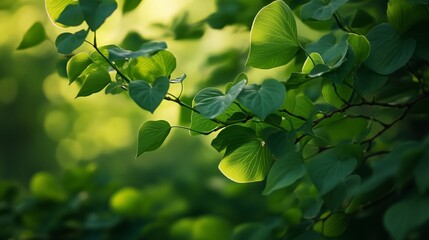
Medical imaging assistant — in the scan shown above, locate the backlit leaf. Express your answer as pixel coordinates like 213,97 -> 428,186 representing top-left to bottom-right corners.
76,64 -> 111,97
45,0 -> 74,27
67,52 -> 93,84
129,77 -> 170,113
79,0 -> 118,31
246,0 -> 300,69
131,50 -> 176,83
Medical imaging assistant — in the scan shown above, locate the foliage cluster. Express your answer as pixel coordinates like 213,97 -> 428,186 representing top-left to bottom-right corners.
7,0 -> 429,239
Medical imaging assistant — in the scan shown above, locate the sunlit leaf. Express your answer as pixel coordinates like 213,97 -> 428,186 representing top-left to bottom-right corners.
301,0 -> 348,21
76,64 -> 111,97
129,77 -> 170,113
55,29 -> 88,54
302,52 -> 324,74
384,196 -> 429,240
45,0 -> 74,27
79,0 -> 118,31
314,213 -> 349,237
67,52 -> 93,84
17,22 -> 47,50
364,23 -> 416,75
263,152 -> 305,195
321,76 -> 353,108
237,79 -> 286,120
246,0 -> 300,69
211,125 -> 256,153
131,50 -> 176,83
137,120 -> 171,156
194,80 -> 246,119
219,139 -> 273,183
306,34 -> 348,67
347,33 -> 370,67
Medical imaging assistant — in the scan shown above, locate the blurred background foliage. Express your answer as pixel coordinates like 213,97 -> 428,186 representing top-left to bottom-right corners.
0,0 -> 411,239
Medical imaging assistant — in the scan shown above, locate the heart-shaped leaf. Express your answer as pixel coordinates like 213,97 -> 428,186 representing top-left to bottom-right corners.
56,3 -> 84,26
364,23 -> 416,75
237,79 -> 286,120
55,29 -> 88,54
194,79 -> 246,119
246,0 -> 300,69
123,0 -> 142,14
219,139 -> 273,183
137,120 -> 171,157
129,77 -> 170,113
79,0 -> 118,31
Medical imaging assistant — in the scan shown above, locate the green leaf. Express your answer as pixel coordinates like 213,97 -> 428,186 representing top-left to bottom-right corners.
263,152 -> 305,195
131,50 -> 176,83
105,82 -> 124,95
45,0 -> 75,27
314,213 -> 349,237
129,77 -> 170,113
108,42 -> 167,61
76,64 -> 111,98
17,22 -> 47,50
55,29 -> 88,54
302,52 -> 324,74
67,52 -> 93,84
307,144 -> 360,195
347,33 -> 370,67
266,130 -> 295,159
306,34 -> 348,67
137,120 -> 171,156
321,76 -> 353,108
190,112 -> 219,136
123,0 -> 142,14
355,66 -> 388,95
364,23 -> 416,75
211,126 -> 256,154
387,0 -> 429,34
56,3 -> 84,26
194,80 -> 246,119
219,139 -> 273,183
301,0 -> 348,21
384,196 -> 429,240
79,0 -> 118,31
246,0 -> 300,69
237,79 -> 286,120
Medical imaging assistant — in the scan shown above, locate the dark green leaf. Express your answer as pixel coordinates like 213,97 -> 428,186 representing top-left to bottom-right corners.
301,0 -> 348,21
364,23 -> 416,75
415,151 -> 429,193
387,0 -> 429,34
55,29 -> 88,54
263,152 -> 305,195
128,77 -> 170,113
189,111 -> 219,136
194,80 -> 246,119
237,79 -> 286,120
306,34 -> 348,67
131,50 -> 176,83
108,42 -> 167,61
45,0 -> 75,27
307,144 -> 361,195
79,0 -> 118,31
56,3 -> 84,26
384,196 -> 429,240
355,66 -> 388,95
266,130 -> 295,159
246,0 -> 300,69
137,120 -> 171,156
67,52 -> 93,84
17,22 -> 46,50
219,138 -> 273,183
211,126 -> 256,154
76,64 -> 111,97
123,0 -> 142,14
105,82 -> 124,95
